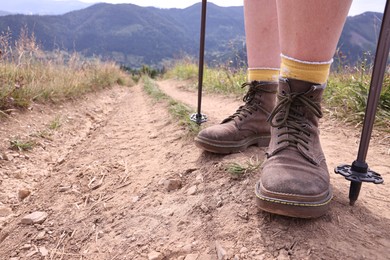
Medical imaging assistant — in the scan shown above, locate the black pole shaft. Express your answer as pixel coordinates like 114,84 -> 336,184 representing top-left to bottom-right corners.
349,0 -> 390,204
196,0 -> 207,124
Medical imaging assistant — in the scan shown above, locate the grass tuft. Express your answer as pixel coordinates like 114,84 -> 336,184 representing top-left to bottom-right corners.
48,115 -> 62,130
9,138 -> 36,151
225,157 -> 262,179
166,59 -> 390,130
142,76 -> 200,135
0,28 -> 133,113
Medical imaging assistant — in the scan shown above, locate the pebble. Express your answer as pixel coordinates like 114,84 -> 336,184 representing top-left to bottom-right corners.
240,247 -> 248,253
26,250 -> 38,257
18,189 -> 31,201
39,246 -> 49,256
187,185 -> 197,195
200,204 -> 209,213
164,179 -> 182,192
184,254 -> 199,260
35,230 -> 46,240
181,243 -> 192,253
58,184 -> 72,192
20,244 -> 32,250
149,133 -> 158,139
195,174 -> 204,182
215,241 -> 228,260
0,206 -> 13,217
148,251 -> 164,260
21,211 -> 48,225
237,209 -> 249,221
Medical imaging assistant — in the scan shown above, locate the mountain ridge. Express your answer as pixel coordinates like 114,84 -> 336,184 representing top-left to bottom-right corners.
0,3 -> 383,68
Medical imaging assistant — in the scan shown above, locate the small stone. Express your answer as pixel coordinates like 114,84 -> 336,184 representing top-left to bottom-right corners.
164,179 -> 182,192
200,204 -> 209,213
182,243 -> 193,253
132,196 -> 140,203
18,189 -> 31,201
58,184 -> 72,192
216,200 -> 223,208
234,255 -> 240,260
35,230 -> 46,240
184,254 -> 199,260
240,247 -> 248,254
195,174 -> 204,182
148,251 -> 164,260
215,241 -> 228,260
0,206 -> 13,217
2,153 -> 12,161
237,209 -> 249,221
21,211 -> 48,225
149,133 -> 158,139
57,157 -> 65,165
39,246 -> 49,256
20,244 -> 32,250
187,185 -> 197,195
25,250 -> 38,257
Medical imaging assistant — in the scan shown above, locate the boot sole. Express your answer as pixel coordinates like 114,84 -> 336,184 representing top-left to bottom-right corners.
194,135 -> 270,154
255,182 -> 332,218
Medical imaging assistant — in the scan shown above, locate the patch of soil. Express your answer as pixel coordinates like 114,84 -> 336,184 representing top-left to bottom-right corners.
0,80 -> 389,260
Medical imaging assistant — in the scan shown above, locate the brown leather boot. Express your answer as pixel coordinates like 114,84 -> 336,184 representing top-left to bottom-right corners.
255,78 -> 332,218
194,81 -> 278,154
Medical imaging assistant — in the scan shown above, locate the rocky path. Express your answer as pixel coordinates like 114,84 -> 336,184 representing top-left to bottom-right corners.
0,80 -> 389,260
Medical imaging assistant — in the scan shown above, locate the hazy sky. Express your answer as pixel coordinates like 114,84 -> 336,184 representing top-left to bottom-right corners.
78,0 -> 387,16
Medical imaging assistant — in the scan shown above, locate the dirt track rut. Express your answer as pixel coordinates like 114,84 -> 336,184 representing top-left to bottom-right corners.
0,80 -> 389,260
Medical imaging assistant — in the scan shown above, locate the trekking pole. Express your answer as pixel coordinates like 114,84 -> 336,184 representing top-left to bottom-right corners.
335,0 -> 389,205
190,0 -> 208,125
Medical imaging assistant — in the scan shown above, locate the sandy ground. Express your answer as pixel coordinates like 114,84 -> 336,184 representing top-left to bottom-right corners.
0,79 -> 389,260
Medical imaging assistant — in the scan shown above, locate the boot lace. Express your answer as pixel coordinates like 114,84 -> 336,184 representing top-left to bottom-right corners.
267,88 -> 323,150
222,81 -> 276,123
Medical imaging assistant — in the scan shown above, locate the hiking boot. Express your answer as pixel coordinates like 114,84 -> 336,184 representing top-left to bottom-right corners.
255,78 -> 332,218
194,81 -> 278,154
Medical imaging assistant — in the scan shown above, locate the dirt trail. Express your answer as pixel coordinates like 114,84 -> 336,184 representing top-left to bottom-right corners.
0,80 -> 389,260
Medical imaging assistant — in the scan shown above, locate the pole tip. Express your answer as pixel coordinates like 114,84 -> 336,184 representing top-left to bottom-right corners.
349,199 -> 356,206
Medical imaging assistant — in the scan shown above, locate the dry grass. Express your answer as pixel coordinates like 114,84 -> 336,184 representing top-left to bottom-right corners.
0,27 -> 133,113
165,58 -> 390,129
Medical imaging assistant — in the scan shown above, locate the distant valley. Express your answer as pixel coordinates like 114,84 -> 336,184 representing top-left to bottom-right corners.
0,3 -> 383,68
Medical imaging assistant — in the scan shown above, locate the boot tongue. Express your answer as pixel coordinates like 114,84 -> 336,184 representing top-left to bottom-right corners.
268,78 -> 325,165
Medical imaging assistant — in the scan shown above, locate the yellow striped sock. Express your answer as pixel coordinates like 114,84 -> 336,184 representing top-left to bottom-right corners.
248,68 -> 279,82
280,55 -> 332,84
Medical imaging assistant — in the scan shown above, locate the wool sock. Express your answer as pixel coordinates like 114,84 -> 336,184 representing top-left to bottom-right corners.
280,54 -> 332,84
248,68 -> 280,82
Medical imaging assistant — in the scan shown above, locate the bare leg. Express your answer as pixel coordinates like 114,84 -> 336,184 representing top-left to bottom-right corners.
244,0 -> 280,68
277,0 -> 352,62
244,0 -> 280,81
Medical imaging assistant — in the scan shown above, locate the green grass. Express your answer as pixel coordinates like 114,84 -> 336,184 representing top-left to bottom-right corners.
325,72 -> 390,129
142,76 -> 200,135
9,138 -> 36,151
164,59 -> 247,96
48,115 -> 62,130
165,59 -> 390,130
225,157 -> 262,179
